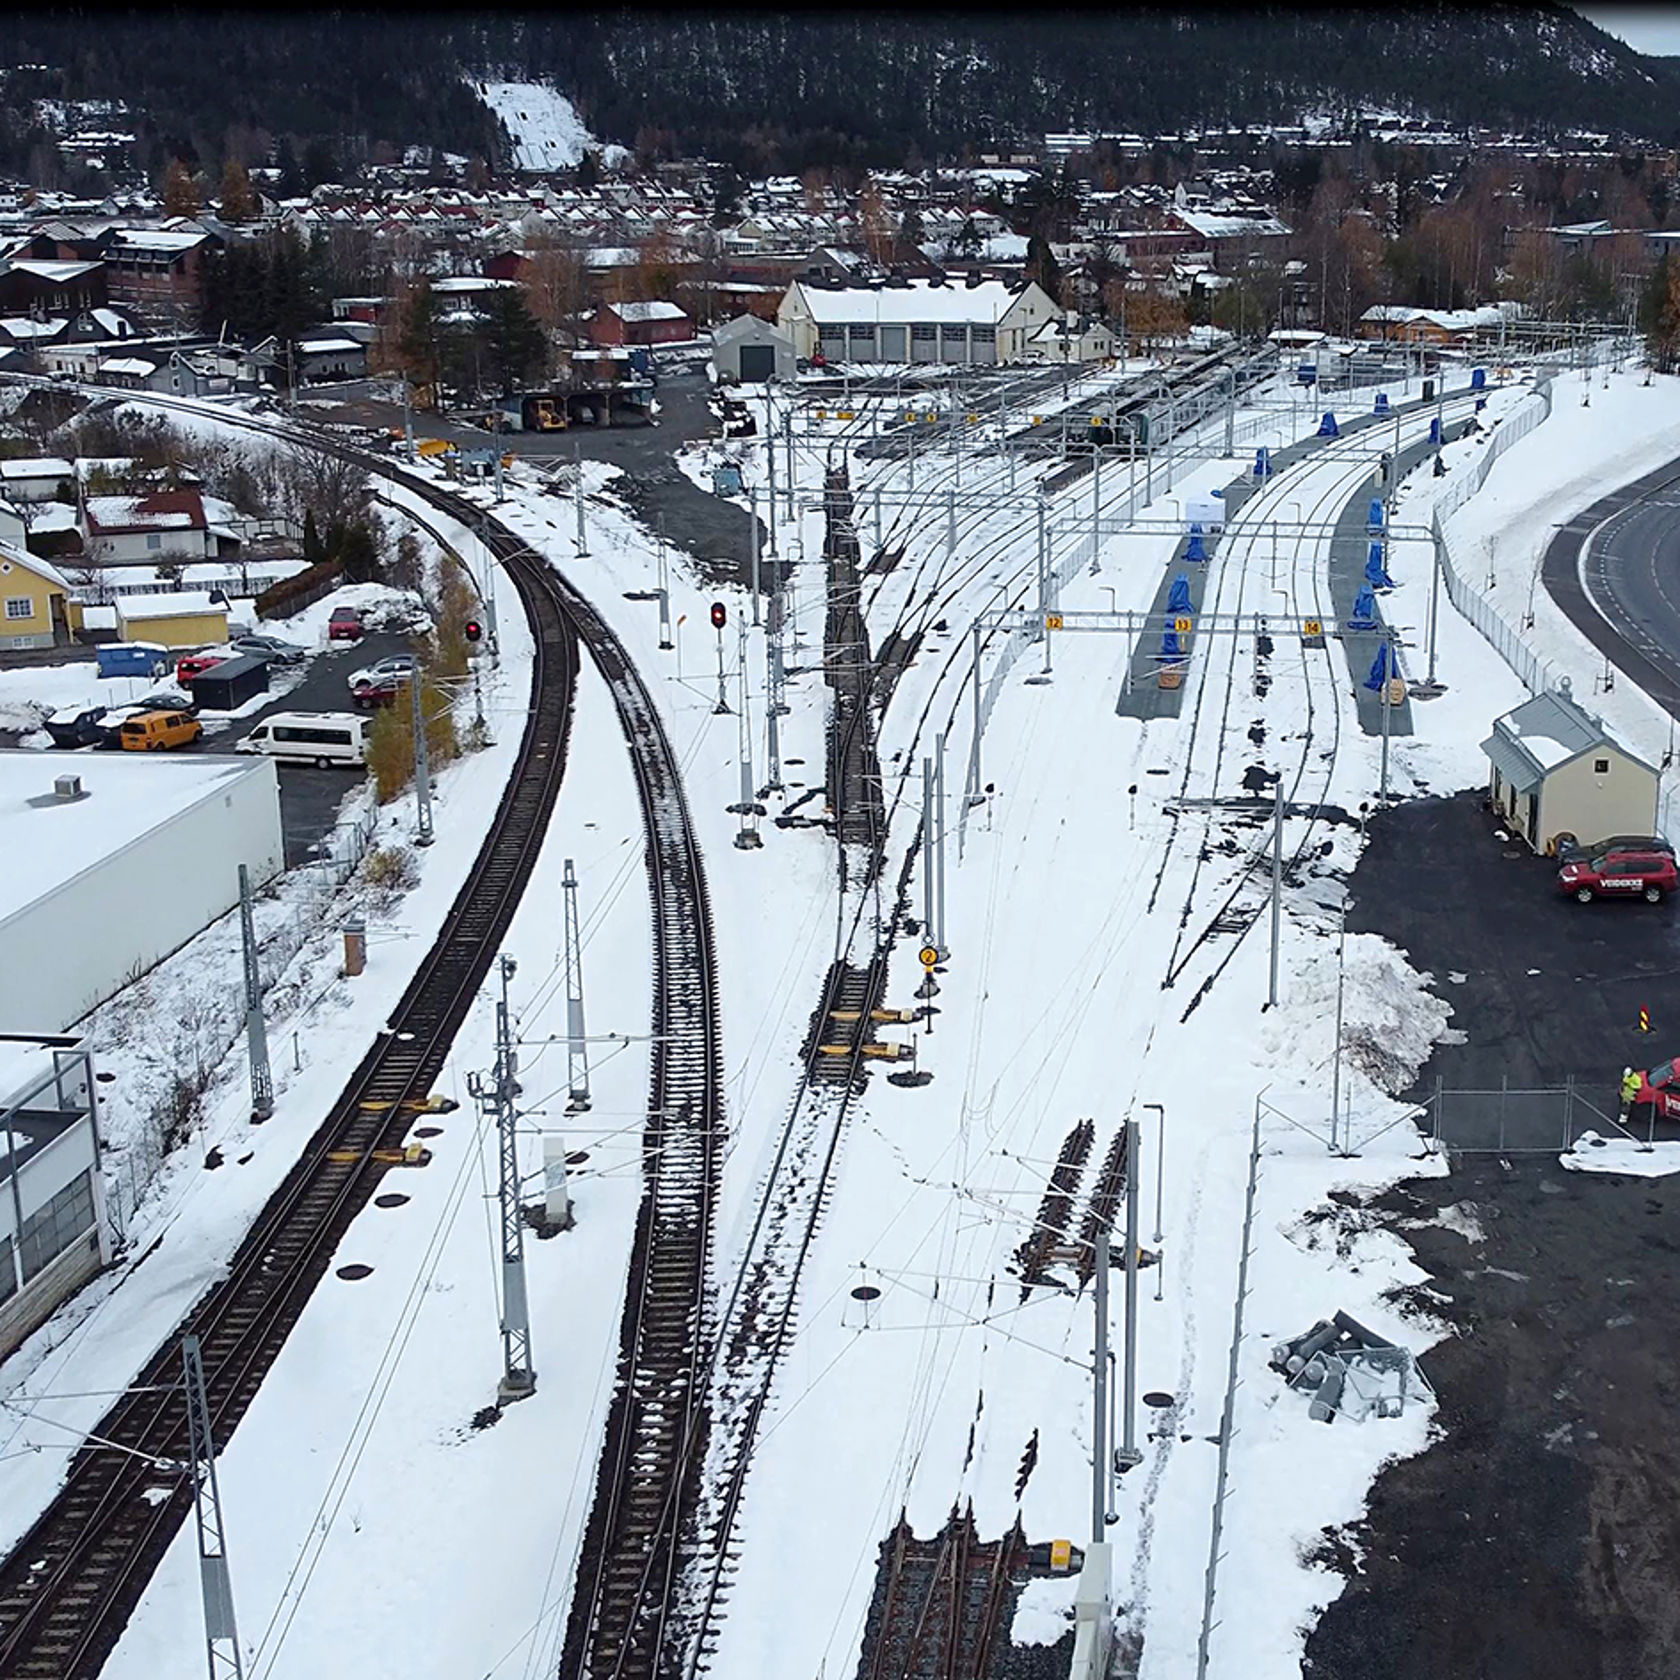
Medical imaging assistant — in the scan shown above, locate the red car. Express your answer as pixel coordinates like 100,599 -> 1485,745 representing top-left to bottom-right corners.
328,605 -> 365,641
1633,1059 -> 1680,1119
175,652 -> 227,683
1557,848 -> 1678,904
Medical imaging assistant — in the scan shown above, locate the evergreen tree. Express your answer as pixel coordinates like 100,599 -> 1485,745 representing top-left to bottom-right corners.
393,278 -> 442,396
1025,232 -> 1061,300
302,508 -> 325,564
479,286 -> 548,393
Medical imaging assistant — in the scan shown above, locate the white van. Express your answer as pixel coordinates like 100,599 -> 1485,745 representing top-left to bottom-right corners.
237,711 -> 370,767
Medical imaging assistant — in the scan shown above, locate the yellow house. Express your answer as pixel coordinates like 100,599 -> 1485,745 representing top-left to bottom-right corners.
113,591 -> 230,649
0,541 -> 72,653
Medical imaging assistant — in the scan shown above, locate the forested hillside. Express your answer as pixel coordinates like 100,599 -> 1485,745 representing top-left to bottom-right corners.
1,5 -> 1676,182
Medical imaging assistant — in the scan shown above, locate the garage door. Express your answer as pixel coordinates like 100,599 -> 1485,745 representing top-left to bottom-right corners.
739,344 -> 775,382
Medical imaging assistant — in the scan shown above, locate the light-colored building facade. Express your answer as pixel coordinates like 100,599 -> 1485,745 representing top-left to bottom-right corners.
1481,680 -> 1660,854
711,313 -> 797,383
0,1032 -> 110,1359
776,277 -> 1059,365
0,752 -> 283,1033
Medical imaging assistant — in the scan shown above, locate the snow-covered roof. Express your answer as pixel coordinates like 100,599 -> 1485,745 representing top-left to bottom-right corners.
0,458 -> 72,482
109,228 -> 209,253
431,275 -> 518,294
788,278 -> 1035,326
1173,208 -> 1291,240
7,259 -> 101,281
114,590 -> 224,620
0,318 -> 65,340
84,490 -> 208,533
0,538 -> 68,590
297,337 -> 364,354
0,751 -> 259,921
608,300 -> 688,323
1481,685 -> 1656,789
99,357 -> 156,377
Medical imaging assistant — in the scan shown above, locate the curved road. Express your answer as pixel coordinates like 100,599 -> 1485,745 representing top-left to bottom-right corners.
1542,458 -> 1680,715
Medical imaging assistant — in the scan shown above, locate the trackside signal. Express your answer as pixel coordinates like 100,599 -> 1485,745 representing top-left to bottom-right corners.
710,602 -> 727,630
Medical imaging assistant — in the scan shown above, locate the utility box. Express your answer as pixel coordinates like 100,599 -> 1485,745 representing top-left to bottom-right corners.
95,642 -> 170,680
343,912 -> 366,976
185,652 -> 269,712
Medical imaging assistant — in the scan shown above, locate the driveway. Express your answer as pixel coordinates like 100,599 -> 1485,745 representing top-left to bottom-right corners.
1302,788 -> 1680,1680
193,630 -> 415,866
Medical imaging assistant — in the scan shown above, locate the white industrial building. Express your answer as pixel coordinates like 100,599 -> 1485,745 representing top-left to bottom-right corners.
0,752 -> 283,1033
0,1031 -> 109,1358
776,276 -> 1059,365
710,313 -> 797,384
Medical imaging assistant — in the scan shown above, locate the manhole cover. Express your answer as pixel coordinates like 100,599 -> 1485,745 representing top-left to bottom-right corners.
96,1070 -> 116,1084
375,1192 -> 411,1208
336,1263 -> 374,1281
567,1151 -> 590,1166
414,1124 -> 443,1138
1143,1391 -> 1174,1408
851,1285 -> 882,1302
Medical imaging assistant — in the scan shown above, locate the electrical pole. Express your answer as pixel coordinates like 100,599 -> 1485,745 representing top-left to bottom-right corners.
764,589 -> 785,795
1268,776 -> 1284,1010
562,860 -> 589,1112
1424,522 -> 1444,689
183,1334 -> 245,1680
237,863 -> 273,1124
410,667 -> 433,846
968,621 -> 985,808
766,387 -> 779,555
947,488 -> 956,562
1092,1224 -> 1110,1542
749,489 -> 761,626
934,731 -> 949,958
731,614 -> 762,849
1118,1118 -> 1142,1470
574,441 -> 588,558
469,955 -> 535,1403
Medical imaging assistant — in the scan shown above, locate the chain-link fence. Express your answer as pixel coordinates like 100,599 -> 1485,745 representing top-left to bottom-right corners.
1414,1076 -> 1651,1155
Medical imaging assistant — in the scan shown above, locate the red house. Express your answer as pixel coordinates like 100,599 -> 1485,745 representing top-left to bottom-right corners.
591,299 -> 694,347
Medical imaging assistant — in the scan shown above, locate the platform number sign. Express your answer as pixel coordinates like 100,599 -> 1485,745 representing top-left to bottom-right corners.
1302,618 -> 1324,640
919,945 -> 940,970
1045,613 -> 1064,631
1173,616 -> 1193,635
710,602 -> 727,630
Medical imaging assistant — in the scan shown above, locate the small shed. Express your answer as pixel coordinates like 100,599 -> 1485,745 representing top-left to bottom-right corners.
1481,678 -> 1660,854
712,314 -> 797,384
592,299 -> 694,348
114,590 -> 229,649
186,652 -> 269,712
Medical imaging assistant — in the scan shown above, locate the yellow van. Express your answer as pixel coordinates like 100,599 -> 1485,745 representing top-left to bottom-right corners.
118,709 -> 204,752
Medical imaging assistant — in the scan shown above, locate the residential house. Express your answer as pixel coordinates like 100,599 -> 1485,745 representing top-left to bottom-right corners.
0,459 -> 74,505
591,299 -> 694,347
0,542 -> 72,651
82,490 -> 217,567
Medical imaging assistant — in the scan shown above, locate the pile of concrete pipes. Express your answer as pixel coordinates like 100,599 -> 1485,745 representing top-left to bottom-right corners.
1269,1309 -> 1413,1424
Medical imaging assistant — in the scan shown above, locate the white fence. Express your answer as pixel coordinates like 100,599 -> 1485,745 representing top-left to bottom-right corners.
1430,375 -> 1559,697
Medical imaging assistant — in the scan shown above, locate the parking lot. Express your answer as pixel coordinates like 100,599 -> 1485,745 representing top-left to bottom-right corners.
1302,789 -> 1680,1680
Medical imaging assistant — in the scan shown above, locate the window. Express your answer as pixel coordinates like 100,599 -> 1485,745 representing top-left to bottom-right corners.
4,597 -> 32,620
912,325 -> 937,341
1594,758 -> 1611,775
18,1169 -> 95,1283
847,323 -> 875,344
145,533 -> 162,551
971,325 -> 996,344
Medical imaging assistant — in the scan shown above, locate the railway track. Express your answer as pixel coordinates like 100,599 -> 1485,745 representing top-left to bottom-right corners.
0,446 -> 583,1678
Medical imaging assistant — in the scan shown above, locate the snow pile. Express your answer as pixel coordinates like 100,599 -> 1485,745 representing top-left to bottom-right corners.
1011,1573 -> 1078,1645
1562,1132 -> 1680,1178
477,80 -> 594,170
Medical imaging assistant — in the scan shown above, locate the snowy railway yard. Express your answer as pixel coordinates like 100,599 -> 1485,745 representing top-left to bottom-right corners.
4,344 -> 1680,1680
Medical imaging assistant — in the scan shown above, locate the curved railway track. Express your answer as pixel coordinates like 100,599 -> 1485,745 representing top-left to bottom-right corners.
0,383 -> 725,1680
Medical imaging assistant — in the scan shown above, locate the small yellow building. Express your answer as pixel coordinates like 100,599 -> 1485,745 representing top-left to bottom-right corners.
0,541 -> 73,653
113,591 -> 230,650
1482,678 -> 1661,854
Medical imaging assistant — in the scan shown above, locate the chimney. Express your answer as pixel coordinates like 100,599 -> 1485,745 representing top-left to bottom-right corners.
53,773 -> 83,801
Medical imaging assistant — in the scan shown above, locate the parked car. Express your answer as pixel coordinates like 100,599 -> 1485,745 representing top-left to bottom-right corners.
348,653 -> 415,697
117,709 -> 203,752
1557,849 -> 1678,904
232,634 -> 308,665
1557,834 -> 1673,865
176,652 -> 227,683
44,704 -> 110,749
328,605 -> 365,641
1633,1057 -> 1680,1119
352,672 -> 407,709
91,695 -> 195,748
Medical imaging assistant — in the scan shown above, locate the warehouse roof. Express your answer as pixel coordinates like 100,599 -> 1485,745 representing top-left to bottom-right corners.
786,277 -> 1036,326
0,752 -> 261,924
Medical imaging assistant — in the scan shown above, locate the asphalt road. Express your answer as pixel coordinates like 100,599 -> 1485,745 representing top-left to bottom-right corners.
1543,458 -> 1680,717
1303,791 -> 1680,1680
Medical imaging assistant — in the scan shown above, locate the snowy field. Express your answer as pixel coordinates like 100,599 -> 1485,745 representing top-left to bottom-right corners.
476,80 -> 596,171
0,357 -> 1645,1677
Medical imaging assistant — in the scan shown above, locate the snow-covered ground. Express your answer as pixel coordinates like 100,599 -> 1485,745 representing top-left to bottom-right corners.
476,79 -> 596,171
3,355 -> 1646,1677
